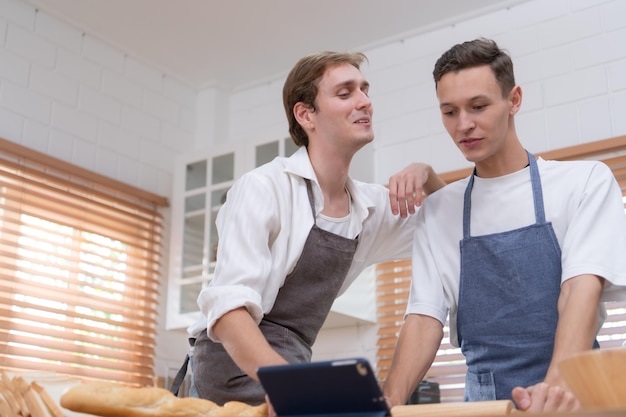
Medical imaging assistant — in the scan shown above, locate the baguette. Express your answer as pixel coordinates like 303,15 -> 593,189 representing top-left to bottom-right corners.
60,381 -> 268,417
0,372 -> 28,416
0,371 -> 64,417
32,382 -> 66,417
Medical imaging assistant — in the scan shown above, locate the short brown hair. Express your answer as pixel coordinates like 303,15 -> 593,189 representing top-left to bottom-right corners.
283,51 -> 368,147
433,38 -> 515,98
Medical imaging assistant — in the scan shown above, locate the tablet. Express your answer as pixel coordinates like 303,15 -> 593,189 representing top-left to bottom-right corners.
257,358 -> 389,417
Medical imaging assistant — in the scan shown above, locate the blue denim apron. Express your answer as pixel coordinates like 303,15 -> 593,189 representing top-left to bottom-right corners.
192,179 -> 359,405
457,151 -> 561,401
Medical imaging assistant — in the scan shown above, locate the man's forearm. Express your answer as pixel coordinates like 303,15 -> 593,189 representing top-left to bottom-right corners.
213,307 -> 288,380
545,274 -> 604,384
383,314 -> 443,407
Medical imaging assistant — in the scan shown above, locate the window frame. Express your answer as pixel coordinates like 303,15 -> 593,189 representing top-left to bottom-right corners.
0,137 -> 167,386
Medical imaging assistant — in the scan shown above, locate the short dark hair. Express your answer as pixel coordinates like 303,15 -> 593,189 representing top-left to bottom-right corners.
282,51 -> 368,147
433,38 -> 515,98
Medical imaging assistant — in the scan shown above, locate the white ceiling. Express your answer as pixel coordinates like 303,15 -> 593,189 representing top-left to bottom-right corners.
23,0 -> 527,91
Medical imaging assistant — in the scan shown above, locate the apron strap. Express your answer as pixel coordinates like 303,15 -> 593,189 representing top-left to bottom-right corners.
527,150 -> 546,224
462,150 -> 545,239
169,337 -> 196,396
305,179 -> 317,223
462,170 -> 476,238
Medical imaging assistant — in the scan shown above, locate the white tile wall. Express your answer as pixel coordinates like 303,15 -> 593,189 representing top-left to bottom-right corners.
48,128 -> 75,160
227,79 -> 285,143
143,88 -> 180,125
79,86 -> 122,125
121,105 -> 163,143
102,69 -> 142,107
126,57 -> 163,92
98,122 -> 141,158
612,91 -> 626,133
56,49 -> 101,89
35,11 -> 81,53
608,59 -> 626,91
0,0 -> 195,199
546,104 -> 581,148
22,118 -> 48,151
82,34 -> 125,73
52,102 -> 98,141
2,81 -> 52,122
31,65 -> 79,105
0,47 -> 29,85
602,0 -> 626,31
579,97 -> 613,142
7,23 -> 55,67
0,106 -> 23,139
1,0 -> 32,30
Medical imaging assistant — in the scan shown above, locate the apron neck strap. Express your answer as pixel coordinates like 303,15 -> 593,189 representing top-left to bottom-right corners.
305,179 -> 317,223
462,150 -> 546,238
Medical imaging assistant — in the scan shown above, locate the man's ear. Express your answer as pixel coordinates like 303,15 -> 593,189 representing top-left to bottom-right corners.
293,102 -> 313,127
509,85 -> 522,116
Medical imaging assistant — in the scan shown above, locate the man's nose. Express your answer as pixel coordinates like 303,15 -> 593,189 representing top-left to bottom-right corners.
457,111 -> 474,132
356,91 -> 372,109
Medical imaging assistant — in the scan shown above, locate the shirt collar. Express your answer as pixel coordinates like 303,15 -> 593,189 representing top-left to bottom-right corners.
284,146 -> 316,180
284,146 -> 375,220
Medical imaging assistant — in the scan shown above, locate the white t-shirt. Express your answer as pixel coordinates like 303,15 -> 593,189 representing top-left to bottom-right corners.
407,158 -> 626,347
189,146 -> 416,340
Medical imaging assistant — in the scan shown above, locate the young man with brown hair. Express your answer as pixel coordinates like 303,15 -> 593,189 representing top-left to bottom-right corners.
384,38 -> 626,413
187,51 -> 445,406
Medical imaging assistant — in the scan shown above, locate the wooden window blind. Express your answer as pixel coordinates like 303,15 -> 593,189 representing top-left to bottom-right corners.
376,135 -> 626,402
0,137 -> 167,386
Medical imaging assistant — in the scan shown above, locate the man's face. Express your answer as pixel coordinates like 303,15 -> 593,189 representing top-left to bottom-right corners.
436,65 -> 515,164
309,63 -> 374,151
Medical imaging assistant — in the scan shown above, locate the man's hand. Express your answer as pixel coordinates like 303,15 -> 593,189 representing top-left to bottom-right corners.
512,383 -> 580,413
388,163 -> 444,217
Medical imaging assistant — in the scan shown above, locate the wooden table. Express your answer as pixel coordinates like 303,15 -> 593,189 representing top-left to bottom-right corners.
391,400 -> 514,417
391,401 -> 626,417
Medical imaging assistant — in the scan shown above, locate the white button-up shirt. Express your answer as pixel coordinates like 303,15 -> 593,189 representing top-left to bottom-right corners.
189,146 -> 416,340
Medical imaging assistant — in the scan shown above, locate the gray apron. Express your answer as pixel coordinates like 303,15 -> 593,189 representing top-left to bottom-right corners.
457,151 -> 561,401
193,179 -> 359,405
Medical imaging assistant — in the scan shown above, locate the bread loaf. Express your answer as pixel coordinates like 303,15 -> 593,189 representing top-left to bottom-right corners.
0,372 -> 65,417
60,381 -> 268,417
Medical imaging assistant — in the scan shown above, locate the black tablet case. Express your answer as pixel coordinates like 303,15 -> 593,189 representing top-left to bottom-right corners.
257,358 -> 390,417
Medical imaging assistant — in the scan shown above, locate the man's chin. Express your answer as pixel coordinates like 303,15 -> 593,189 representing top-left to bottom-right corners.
357,134 -> 374,144
459,148 -> 483,163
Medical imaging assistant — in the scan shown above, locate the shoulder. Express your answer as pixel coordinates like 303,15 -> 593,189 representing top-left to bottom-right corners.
236,157 -> 291,185
538,158 -> 614,184
350,179 -> 389,198
411,178 -> 469,226
539,157 -> 610,174
424,177 -> 469,205
227,157 -> 296,203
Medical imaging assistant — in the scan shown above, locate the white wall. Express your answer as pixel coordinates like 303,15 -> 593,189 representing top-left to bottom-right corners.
2,0 -> 626,379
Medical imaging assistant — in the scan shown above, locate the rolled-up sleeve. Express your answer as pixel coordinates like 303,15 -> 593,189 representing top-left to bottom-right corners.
197,172 -> 283,342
